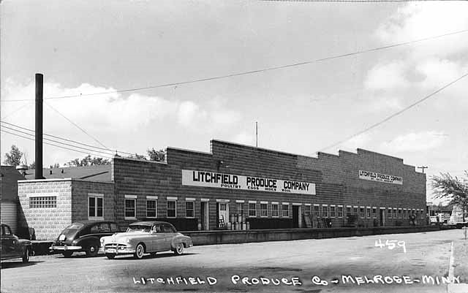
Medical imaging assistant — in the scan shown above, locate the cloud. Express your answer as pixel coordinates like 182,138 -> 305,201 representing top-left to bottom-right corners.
375,3 -> 468,60
380,131 -> 446,153
231,131 -> 255,146
364,61 -> 410,92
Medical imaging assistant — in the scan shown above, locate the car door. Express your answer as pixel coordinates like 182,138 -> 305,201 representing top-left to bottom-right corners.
151,224 -> 167,252
1,224 -> 18,259
162,224 -> 177,251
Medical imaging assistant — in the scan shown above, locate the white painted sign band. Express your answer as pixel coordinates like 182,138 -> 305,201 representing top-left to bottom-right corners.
182,170 -> 316,195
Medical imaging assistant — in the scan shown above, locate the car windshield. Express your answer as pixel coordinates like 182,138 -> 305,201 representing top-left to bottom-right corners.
127,225 -> 151,232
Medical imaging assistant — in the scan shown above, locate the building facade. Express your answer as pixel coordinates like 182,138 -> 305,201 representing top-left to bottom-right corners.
17,140 -> 427,240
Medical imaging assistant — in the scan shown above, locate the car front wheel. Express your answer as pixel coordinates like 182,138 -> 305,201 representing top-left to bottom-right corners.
22,247 -> 30,263
134,243 -> 145,259
174,243 -> 184,255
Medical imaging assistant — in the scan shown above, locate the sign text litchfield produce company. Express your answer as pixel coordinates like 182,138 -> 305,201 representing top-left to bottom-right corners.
359,170 -> 403,185
182,170 -> 316,195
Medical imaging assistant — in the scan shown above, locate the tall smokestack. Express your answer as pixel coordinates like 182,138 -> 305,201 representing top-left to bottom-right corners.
35,73 -> 44,179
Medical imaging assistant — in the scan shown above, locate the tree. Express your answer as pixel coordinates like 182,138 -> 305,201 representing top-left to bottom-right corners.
3,145 -> 23,166
148,148 -> 166,162
431,172 -> 468,222
66,155 -> 110,167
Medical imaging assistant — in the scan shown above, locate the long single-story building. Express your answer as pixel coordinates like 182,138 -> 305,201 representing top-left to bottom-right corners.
17,140 -> 427,240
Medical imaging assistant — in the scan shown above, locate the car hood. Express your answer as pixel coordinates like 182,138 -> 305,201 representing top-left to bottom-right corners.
103,231 -> 151,241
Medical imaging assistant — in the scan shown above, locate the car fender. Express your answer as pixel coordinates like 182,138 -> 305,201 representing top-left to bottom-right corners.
170,235 -> 187,249
75,235 -> 101,248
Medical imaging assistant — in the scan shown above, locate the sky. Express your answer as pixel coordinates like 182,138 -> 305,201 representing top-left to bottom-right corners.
1,0 -> 468,203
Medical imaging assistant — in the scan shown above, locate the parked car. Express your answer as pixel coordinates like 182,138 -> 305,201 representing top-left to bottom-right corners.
50,220 -> 122,257
100,221 -> 193,259
1,223 -> 32,263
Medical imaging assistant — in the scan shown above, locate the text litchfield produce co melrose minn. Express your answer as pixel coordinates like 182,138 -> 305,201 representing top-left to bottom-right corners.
182,170 -> 316,195
132,274 -> 461,287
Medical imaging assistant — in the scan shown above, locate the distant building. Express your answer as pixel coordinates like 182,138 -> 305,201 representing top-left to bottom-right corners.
17,140 -> 427,240
0,166 -> 26,234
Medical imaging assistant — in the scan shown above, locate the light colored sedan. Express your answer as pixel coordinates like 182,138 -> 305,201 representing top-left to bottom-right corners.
100,221 -> 193,259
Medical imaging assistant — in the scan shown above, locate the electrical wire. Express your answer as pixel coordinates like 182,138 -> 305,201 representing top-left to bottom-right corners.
1,129 -> 115,159
1,124 -> 115,157
44,101 -> 111,151
318,71 -> 468,153
3,29 -> 468,102
0,121 -> 135,156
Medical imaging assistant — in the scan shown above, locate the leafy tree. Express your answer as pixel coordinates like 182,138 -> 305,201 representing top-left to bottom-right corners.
127,153 -> 147,160
29,161 -> 36,169
3,145 -> 23,166
148,148 -> 166,162
66,155 -> 110,167
431,172 -> 468,222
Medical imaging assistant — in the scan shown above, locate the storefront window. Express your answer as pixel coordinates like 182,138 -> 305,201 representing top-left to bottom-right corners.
146,200 -> 157,218
186,201 -> 195,218
330,205 -> 336,218
337,206 -> 343,218
272,203 -> 279,217
125,199 -> 136,219
167,200 -> 177,218
322,205 -> 328,218
248,202 -> 257,217
314,205 -> 320,218
260,203 -> 268,217
282,204 -> 289,217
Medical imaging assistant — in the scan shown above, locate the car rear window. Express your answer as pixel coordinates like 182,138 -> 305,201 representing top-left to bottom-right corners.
65,223 -> 85,230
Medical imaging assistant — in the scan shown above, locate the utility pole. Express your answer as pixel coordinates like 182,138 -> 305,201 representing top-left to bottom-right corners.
417,166 -> 428,173
255,122 -> 258,147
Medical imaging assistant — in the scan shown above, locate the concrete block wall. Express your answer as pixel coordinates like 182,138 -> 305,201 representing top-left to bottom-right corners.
71,180 -> 115,224
18,179 -> 72,240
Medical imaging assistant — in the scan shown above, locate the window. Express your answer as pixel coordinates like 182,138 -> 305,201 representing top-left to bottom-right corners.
360,207 -> 365,218
146,200 -> 157,218
330,205 -> 336,218
322,205 -> 329,218
110,223 -> 119,232
282,203 -> 289,217
167,200 -> 177,218
398,208 -> 402,219
186,201 -> 195,218
88,194 -> 103,219
272,203 -> 279,217
388,208 -> 392,219
260,203 -> 268,217
353,206 -> 358,215
314,205 -> 320,218
236,202 -> 244,215
125,198 -> 136,219
305,205 -> 312,216
393,208 -> 397,219
30,196 -> 57,209
337,205 -> 343,218
346,206 -> 352,216
366,207 -> 371,218
372,207 -> 377,218
248,202 -> 257,217
91,223 -> 110,233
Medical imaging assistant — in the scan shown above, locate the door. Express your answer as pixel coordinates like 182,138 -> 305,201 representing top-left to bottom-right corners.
151,224 -> 168,251
201,202 -> 209,230
1,224 -> 17,258
218,203 -> 229,228
379,209 -> 385,226
292,206 -> 300,228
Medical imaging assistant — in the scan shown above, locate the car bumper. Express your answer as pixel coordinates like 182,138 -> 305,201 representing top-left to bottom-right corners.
49,245 -> 82,251
103,244 -> 135,255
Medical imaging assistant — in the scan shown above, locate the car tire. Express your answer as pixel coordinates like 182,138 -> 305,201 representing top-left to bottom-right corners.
62,251 -> 73,258
86,244 -> 99,257
173,243 -> 184,255
106,253 -> 116,259
22,247 -> 30,263
134,243 -> 145,259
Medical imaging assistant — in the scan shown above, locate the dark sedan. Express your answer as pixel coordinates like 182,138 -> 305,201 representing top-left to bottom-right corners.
1,223 -> 32,263
50,220 -> 121,257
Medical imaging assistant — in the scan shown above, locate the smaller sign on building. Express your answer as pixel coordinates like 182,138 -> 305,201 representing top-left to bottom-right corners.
359,170 -> 403,185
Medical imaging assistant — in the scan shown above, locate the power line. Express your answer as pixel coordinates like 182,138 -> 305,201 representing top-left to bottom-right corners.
3,29 -> 468,103
0,121 -> 135,156
318,71 -> 468,152
1,129 -> 115,160
1,124 -> 115,157
44,101 -> 111,151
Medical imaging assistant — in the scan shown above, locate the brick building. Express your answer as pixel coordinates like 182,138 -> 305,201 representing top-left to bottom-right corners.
17,140 -> 427,240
